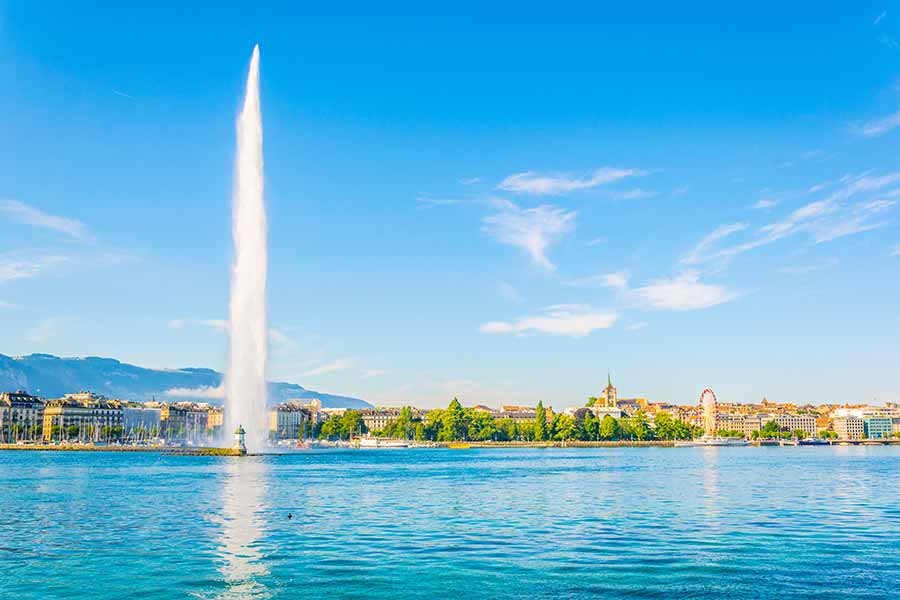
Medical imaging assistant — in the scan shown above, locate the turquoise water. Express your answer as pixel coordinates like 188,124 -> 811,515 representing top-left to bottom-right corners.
1,447 -> 898,598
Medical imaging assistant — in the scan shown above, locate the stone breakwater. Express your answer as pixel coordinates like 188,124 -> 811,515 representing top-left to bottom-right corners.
0,444 -> 245,456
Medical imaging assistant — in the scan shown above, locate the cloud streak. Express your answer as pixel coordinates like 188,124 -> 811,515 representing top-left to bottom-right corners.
0,200 -> 88,240
165,384 -> 226,399
631,271 -> 738,311
684,171 -> 900,266
0,253 -> 69,284
857,110 -> 900,138
300,358 -> 356,377
497,167 -> 646,196
480,304 -> 618,337
483,199 -> 576,269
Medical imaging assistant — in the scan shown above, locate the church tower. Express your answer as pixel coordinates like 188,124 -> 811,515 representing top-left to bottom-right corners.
602,373 -> 617,407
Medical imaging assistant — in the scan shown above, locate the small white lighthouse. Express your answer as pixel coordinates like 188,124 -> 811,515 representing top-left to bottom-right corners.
233,424 -> 247,455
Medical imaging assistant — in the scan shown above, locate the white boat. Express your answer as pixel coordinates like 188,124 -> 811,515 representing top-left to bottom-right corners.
674,437 -> 748,447
357,437 -> 409,449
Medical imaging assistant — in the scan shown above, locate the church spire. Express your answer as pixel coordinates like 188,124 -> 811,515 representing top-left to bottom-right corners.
608,372 -> 612,388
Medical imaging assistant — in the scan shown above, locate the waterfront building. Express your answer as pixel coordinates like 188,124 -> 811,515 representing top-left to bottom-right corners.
864,417 -> 893,440
122,405 -> 162,440
269,402 -> 313,440
832,416 -> 865,440
774,414 -> 817,436
495,405 -> 547,423
42,392 -> 124,442
590,405 -> 624,419
716,414 -> 762,437
158,402 -> 209,444
893,418 -> 900,435
359,408 -> 403,432
207,406 -> 224,433
0,390 -> 45,442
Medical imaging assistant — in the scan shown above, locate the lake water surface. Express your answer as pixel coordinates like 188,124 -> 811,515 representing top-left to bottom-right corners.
1,447 -> 898,598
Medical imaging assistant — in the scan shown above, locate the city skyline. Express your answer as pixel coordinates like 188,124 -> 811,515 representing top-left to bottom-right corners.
2,2 -> 900,409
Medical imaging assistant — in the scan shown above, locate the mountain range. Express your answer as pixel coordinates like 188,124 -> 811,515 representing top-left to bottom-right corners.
0,353 -> 371,409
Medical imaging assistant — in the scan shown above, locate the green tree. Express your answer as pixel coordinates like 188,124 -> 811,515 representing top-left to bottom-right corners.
495,418 -> 518,442
534,401 -> 547,441
552,414 -> 577,441
630,411 -> 652,441
581,411 -> 599,441
585,397 -> 600,408
438,398 -> 469,441
599,415 -> 619,440
469,411 -> 497,441
66,424 -> 80,439
518,420 -> 535,442
760,420 -> 781,439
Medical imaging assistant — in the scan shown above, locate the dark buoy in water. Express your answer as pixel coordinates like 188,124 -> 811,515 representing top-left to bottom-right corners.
288,513 -> 293,520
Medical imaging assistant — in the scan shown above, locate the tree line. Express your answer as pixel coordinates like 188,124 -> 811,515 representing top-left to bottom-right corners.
314,399 -> 703,442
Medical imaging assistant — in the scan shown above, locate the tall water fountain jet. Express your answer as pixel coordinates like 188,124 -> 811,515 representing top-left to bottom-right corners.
225,45 -> 268,452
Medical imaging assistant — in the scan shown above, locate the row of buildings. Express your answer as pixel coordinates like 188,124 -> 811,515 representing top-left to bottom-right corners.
0,390 -> 325,445
349,377 -> 900,441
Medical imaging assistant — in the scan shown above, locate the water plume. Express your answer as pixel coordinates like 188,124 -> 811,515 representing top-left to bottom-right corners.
225,45 -> 268,452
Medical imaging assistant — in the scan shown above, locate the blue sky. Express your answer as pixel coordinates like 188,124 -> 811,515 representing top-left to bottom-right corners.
1,1 -> 899,408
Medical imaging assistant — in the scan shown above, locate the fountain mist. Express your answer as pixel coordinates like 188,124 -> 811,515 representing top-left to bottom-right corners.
225,45 -> 268,452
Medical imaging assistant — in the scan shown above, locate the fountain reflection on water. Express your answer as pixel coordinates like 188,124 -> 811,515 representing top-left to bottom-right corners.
217,458 -> 270,599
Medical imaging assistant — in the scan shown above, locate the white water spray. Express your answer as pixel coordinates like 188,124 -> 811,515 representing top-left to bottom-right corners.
225,45 -> 268,452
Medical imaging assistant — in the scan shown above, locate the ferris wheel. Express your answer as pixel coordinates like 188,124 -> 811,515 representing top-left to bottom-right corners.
699,388 -> 718,437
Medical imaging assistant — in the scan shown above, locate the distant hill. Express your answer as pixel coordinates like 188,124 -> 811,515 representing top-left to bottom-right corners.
0,353 -> 371,409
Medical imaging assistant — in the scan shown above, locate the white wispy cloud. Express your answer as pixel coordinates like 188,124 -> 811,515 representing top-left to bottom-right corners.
362,369 -> 387,378
810,198 -> 896,242
606,188 -> 657,201
892,244 -> 900,256
874,10 -> 888,26
565,270 -> 629,289
460,177 -> 481,185
0,253 -> 69,284
497,167 -> 646,196
857,110 -> 900,138
752,198 -> 778,210
416,194 -> 466,209
626,322 -> 648,331
165,384 -> 226,399
480,304 -> 618,337
268,328 -> 290,344
201,319 -> 229,331
603,271 -> 629,289
168,318 -> 290,344
300,358 -> 356,377
498,281 -> 523,303
483,200 -> 576,269
681,222 -> 748,265
880,35 -> 900,50
779,258 -> 839,274
631,271 -> 739,311
685,171 -> 900,266
113,89 -> 135,100
25,318 -> 61,343
586,236 -> 606,247
0,200 -> 88,240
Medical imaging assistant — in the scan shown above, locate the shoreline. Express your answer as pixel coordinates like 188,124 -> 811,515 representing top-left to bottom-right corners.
2,439 -> 897,454
0,444 -> 244,456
